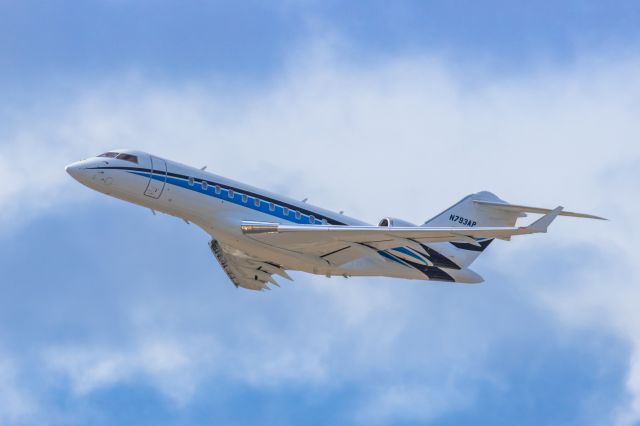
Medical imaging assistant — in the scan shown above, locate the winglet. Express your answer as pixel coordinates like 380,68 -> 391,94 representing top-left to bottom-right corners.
528,206 -> 564,233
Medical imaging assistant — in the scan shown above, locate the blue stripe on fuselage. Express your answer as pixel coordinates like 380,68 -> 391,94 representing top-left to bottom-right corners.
127,169 -> 438,274
129,170 -> 325,225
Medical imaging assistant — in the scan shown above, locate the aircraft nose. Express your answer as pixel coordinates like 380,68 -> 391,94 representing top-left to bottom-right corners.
65,162 -> 83,179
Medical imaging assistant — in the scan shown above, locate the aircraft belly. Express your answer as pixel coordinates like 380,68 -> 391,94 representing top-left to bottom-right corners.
130,183 -> 480,284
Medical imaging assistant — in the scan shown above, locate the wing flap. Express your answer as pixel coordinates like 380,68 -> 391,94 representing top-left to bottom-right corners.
208,239 -> 291,291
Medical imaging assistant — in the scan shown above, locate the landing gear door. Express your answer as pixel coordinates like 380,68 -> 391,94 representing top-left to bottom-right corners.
144,156 -> 167,199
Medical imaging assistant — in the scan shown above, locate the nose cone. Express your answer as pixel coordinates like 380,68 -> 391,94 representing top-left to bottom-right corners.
66,159 -> 114,192
65,161 -> 83,180
65,160 -> 94,186
65,161 -> 92,184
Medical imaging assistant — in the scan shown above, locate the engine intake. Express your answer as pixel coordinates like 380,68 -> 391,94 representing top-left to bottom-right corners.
378,217 -> 416,227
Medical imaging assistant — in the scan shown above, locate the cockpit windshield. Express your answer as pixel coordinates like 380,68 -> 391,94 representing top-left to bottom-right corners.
97,152 -> 138,164
97,152 -> 119,158
116,153 -> 138,164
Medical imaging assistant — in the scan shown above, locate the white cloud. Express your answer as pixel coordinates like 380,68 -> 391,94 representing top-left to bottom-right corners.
355,382 -> 472,424
45,335 -> 218,406
0,352 -> 37,425
2,42 -> 640,423
523,161 -> 640,426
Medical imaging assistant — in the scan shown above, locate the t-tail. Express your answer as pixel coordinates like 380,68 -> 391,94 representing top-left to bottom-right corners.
423,191 -> 515,272
421,191 -> 605,281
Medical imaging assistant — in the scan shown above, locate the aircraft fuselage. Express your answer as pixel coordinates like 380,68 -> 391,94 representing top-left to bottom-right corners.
66,150 -> 450,282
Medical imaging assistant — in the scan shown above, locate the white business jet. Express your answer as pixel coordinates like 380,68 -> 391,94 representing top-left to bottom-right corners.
66,150 -> 604,291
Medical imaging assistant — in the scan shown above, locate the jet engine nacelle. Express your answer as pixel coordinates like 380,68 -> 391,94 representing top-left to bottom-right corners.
378,217 -> 416,227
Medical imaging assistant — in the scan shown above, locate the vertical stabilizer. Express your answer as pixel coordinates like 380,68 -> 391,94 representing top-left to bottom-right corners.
423,191 -> 522,268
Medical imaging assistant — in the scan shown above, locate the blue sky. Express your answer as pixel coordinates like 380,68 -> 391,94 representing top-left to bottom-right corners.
2,0 -> 639,96
1,1 -> 640,425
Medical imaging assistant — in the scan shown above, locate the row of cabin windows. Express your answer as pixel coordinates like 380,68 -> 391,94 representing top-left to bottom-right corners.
186,176 -> 325,224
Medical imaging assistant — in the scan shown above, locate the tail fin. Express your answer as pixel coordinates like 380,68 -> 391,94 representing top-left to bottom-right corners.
423,191 -> 523,268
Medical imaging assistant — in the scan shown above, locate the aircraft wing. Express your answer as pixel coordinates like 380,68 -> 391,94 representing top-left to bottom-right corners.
240,207 -> 566,262
208,239 -> 292,291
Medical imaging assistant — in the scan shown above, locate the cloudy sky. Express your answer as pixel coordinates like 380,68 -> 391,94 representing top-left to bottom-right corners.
1,1 -> 640,425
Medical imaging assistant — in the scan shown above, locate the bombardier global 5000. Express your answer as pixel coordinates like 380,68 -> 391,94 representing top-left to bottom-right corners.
66,150 -> 604,291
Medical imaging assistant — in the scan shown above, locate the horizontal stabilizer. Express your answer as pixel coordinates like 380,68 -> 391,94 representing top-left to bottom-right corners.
473,200 -> 606,220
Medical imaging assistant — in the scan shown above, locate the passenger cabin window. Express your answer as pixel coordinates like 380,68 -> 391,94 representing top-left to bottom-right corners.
242,194 -> 248,203
269,203 -> 275,211
215,185 -> 221,194
295,211 -> 301,220
254,198 -> 260,207
228,189 -> 234,198
283,207 -> 289,215
322,219 -> 328,225
309,215 -> 316,223
201,181 -> 208,190
188,177 -> 195,186
116,153 -> 138,164
98,152 -> 119,158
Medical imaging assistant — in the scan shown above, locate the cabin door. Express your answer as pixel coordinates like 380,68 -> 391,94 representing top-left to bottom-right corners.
144,156 -> 167,199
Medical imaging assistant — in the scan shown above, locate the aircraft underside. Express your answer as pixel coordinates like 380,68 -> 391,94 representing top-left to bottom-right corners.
207,231 -> 484,291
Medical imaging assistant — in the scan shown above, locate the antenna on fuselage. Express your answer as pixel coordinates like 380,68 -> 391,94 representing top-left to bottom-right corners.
200,166 -> 207,171
302,198 -> 308,203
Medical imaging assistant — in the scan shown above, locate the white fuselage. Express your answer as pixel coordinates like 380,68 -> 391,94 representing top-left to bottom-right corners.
66,150 -> 452,281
